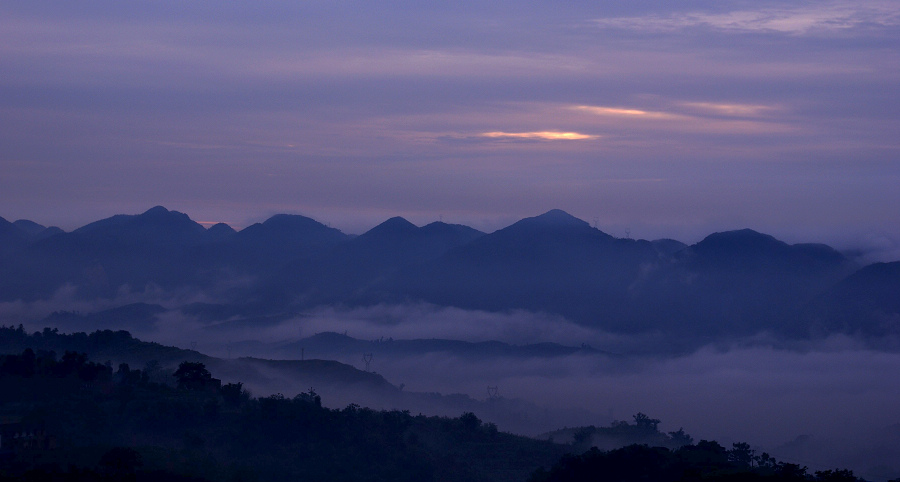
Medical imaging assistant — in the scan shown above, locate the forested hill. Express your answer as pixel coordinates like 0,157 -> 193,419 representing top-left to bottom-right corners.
1,344 -> 865,482
0,340 -> 565,482
0,325 -> 607,441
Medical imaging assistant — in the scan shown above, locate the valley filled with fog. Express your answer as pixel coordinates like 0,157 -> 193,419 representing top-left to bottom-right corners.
2,207 -> 899,479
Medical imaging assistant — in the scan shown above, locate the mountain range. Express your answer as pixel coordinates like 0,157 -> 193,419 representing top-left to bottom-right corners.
1,206 -> 897,343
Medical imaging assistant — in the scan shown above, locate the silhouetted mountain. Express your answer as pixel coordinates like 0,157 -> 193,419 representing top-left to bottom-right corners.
74,205 -> 207,246
803,261 -> 900,337
0,216 -> 27,255
352,217 -> 484,261
650,238 -> 687,256
0,207 -> 893,344
647,229 -> 855,336
0,207 -> 214,301
514,208 -> 592,229
392,210 -> 662,330
363,216 -> 419,238
43,302 -> 168,332
268,217 -> 484,306
685,229 -> 846,272
9,219 -> 64,242
12,219 -> 47,237
34,225 -> 64,240
205,222 -> 237,241
235,214 -> 347,251
222,214 -> 348,271
275,331 -> 606,361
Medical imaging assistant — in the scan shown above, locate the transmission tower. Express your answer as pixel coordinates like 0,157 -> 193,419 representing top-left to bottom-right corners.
487,386 -> 500,401
363,353 -> 373,371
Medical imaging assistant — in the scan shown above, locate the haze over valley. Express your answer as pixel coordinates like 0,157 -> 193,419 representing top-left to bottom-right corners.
2,206 -> 899,479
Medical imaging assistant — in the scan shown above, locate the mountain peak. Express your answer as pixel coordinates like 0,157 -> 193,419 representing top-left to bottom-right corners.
364,216 -> 418,236
264,213 -> 309,223
206,222 -> 237,241
13,219 -> 47,236
516,209 -> 590,229
234,213 -> 347,250
697,229 -> 784,249
73,206 -> 205,243
260,214 -> 329,230
141,205 -> 172,217
384,216 -> 416,227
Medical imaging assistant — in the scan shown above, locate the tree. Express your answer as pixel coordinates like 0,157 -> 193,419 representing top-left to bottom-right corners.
173,361 -> 212,390
221,382 -> 250,407
815,469 -> 860,482
293,387 -> 321,407
668,428 -> 693,447
632,412 -> 660,434
728,442 -> 754,467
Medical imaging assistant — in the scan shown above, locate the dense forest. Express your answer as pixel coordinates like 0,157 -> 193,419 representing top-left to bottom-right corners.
1,326 -> 873,482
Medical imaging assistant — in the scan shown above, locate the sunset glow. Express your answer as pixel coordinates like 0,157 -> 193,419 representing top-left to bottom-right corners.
481,131 -> 597,140
572,105 -> 678,120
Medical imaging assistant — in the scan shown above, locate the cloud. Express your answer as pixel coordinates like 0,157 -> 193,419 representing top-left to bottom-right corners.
480,131 -> 597,141
571,105 -> 679,120
593,2 -> 900,35
571,102 -> 794,135
676,102 -> 779,117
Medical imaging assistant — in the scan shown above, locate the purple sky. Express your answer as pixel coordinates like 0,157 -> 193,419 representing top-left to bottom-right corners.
2,1 -> 899,251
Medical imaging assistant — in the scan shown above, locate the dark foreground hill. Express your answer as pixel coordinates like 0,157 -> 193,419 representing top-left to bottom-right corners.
0,345 -> 566,481
0,325 -> 590,436
0,332 -> 864,482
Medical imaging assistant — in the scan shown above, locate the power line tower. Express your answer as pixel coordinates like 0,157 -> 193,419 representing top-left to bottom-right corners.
487,386 -> 500,401
362,353 -> 373,372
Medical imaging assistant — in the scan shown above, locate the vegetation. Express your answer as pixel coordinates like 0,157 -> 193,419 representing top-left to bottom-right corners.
529,442 -> 866,482
0,340 -> 565,481
0,326 -> 867,481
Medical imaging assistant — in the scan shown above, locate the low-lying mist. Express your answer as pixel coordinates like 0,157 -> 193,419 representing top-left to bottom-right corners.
3,294 -> 900,480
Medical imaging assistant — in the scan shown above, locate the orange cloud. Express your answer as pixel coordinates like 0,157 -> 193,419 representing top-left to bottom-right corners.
480,131 -> 597,140
571,105 -> 679,120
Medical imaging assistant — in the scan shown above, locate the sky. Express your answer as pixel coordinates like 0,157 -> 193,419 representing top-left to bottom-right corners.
2,0 -> 900,250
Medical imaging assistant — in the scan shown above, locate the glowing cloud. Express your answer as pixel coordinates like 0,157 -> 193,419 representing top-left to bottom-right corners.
679,102 -> 777,117
572,105 -> 678,120
481,131 -> 597,140
593,2 -> 900,35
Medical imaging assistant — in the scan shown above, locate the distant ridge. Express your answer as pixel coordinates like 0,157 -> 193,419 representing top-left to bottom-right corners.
206,222 -> 237,240
73,205 -> 206,245
359,216 -> 420,240
512,209 -> 591,228
234,213 -> 347,249
274,331 -> 611,360
0,206 -> 893,344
